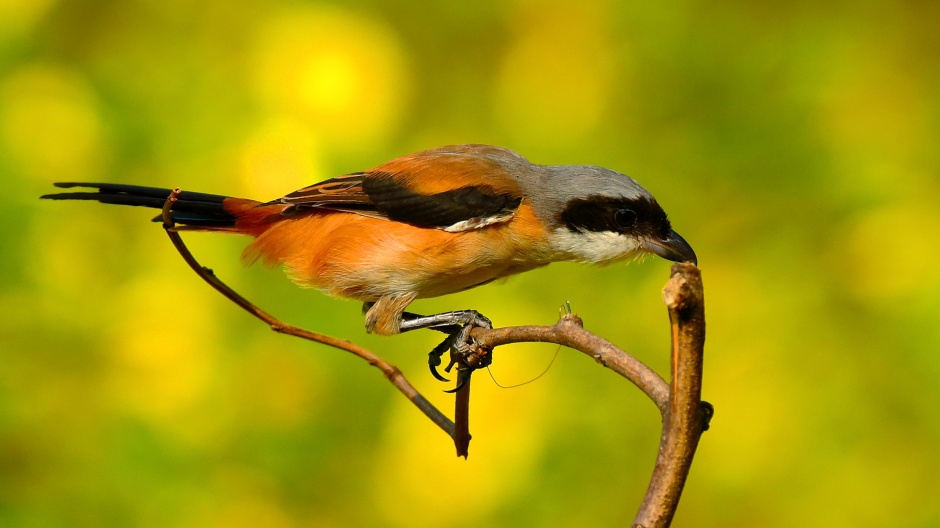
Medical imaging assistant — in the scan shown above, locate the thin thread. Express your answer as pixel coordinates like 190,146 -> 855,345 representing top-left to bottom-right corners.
487,344 -> 562,389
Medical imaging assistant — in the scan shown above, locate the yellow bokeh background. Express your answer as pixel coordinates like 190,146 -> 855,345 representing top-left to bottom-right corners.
3,1 -> 940,527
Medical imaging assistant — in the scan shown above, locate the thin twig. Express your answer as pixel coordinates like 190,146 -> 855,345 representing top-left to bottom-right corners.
471,315 -> 670,414
632,263 -> 711,528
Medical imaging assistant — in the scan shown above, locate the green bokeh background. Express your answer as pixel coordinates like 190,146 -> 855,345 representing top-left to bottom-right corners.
3,1 -> 939,526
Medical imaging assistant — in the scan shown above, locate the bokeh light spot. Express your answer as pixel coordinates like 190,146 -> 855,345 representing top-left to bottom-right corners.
301,52 -> 357,112
252,6 -> 409,149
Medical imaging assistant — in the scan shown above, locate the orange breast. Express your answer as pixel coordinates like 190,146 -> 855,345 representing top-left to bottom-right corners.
243,203 -> 550,302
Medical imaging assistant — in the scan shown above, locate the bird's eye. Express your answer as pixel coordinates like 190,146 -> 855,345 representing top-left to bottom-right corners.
614,208 -> 637,229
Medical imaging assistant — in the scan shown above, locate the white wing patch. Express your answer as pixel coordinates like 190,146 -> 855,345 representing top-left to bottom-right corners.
442,211 -> 516,232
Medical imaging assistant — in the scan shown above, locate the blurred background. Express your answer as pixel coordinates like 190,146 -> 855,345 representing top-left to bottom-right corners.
2,0 -> 939,526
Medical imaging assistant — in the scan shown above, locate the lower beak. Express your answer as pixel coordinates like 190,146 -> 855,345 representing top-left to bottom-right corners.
644,230 -> 698,265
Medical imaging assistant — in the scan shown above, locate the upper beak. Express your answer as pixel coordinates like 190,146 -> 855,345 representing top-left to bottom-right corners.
644,230 -> 698,265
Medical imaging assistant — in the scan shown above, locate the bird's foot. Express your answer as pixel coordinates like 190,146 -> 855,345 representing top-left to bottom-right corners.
394,308 -> 494,390
435,311 -> 493,393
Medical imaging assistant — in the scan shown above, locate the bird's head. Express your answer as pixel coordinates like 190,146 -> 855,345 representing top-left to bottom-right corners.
528,165 -> 697,266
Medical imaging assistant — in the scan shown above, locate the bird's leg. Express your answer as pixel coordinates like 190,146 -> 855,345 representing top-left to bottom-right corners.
398,309 -> 493,334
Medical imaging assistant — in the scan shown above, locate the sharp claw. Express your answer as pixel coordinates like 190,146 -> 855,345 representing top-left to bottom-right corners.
444,369 -> 471,393
429,363 -> 450,382
428,333 -> 456,383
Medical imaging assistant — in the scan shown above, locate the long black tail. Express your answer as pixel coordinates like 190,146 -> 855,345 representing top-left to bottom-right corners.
41,182 -> 238,227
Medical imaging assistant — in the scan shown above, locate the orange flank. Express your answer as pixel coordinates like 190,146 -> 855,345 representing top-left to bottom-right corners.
240,202 -> 550,307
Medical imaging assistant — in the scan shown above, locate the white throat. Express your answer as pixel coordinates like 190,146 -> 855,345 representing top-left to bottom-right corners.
548,228 -> 643,264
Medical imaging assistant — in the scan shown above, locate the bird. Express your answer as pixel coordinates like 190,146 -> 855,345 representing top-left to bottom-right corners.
42,144 -> 696,384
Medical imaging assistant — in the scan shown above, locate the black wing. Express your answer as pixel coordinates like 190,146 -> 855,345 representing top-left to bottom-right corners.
280,164 -> 523,232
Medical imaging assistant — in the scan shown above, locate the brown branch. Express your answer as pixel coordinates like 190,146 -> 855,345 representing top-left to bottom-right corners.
452,376 -> 472,457
471,315 -> 670,414
158,190 -> 458,437
632,263 -> 711,528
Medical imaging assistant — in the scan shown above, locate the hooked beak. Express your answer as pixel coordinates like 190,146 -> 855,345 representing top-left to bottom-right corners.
644,230 -> 698,265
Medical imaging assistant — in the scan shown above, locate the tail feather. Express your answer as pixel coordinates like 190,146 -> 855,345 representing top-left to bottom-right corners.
41,182 -> 243,228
